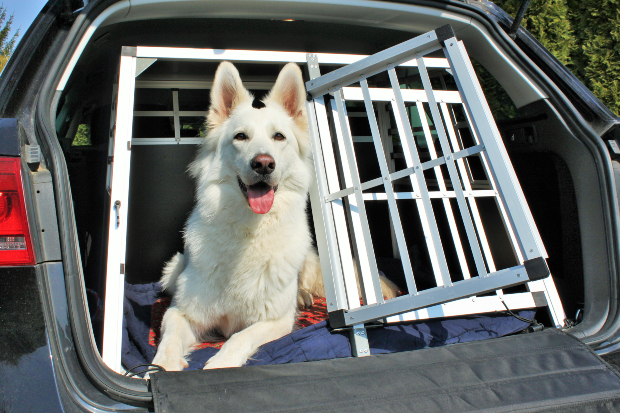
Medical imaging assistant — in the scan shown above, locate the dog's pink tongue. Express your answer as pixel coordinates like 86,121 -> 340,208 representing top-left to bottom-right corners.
247,185 -> 275,214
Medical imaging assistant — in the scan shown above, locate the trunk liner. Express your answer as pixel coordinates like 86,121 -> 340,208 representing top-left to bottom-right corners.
150,329 -> 620,412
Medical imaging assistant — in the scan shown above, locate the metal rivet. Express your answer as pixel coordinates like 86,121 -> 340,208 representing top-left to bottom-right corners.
529,249 -> 533,252
350,316 -> 354,319
384,177 -> 388,180
355,186 -> 359,190
447,156 -> 451,160
517,273 -> 521,277
416,166 -> 420,170
450,43 -> 454,46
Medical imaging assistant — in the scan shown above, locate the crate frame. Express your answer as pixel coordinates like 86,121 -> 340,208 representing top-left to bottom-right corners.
102,28 -> 564,371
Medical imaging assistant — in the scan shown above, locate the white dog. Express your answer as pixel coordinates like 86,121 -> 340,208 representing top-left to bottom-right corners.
151,62 -> 395,371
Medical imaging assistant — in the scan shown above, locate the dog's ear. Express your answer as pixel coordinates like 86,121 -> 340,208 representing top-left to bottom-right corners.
264,63 -> 307,123
208,62 -> 253,128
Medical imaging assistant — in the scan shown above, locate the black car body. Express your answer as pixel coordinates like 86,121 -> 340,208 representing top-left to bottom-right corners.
1,0 -> 620,411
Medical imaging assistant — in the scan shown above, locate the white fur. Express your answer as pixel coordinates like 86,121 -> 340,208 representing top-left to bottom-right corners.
151,62 -> 398,372
152,62 -> 317,370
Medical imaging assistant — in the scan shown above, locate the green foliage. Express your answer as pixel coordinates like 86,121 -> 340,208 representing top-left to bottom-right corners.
72,124 -> 92,146
526,0 -> 574,66
493,0 -> 620,115
0,6 -> 19,73
566,0 -> 620,116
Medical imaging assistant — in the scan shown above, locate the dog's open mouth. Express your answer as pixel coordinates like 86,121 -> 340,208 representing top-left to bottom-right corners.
238,178 -> 278,214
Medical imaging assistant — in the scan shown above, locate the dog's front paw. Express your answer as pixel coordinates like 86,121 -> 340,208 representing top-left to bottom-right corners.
297,288 -> 314,309
203,353 -> 246,370
151,353 -> 189,372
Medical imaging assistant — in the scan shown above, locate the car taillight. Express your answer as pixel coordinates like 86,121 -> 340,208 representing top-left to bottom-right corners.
0,157 -> 35,265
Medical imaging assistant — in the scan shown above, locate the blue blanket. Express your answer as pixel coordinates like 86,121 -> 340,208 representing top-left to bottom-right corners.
122,282 -> 536,372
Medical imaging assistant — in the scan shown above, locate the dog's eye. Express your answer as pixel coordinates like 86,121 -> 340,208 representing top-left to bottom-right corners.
234,132 -> 248,141
273,132 -> 286,141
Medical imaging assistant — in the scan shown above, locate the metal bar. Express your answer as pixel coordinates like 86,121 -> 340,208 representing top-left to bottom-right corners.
418,57 -> 489,279
172,90 -> 180,142
509,0 -> 532,39
342,87 -> 461,104
363,190 -> 497,201
441,102 -> 497,275
350,324 -> 371,357
324,146 -> 484,203
135,80 -> 274,89
105,82 -> 118,192
461,105 -> 525,265
333,92 -> 384,304
386,144 -> 483,186
360,79 -> 417,295
385,291 -> 546,322
329,103 -> 375,307
415,100 -> 471,280
376,102 -> 400,260
131,138 -> 203,145
335,265 -> 532,326
133,111 -> 206,117
135,46 -> 450,68
387,68 -> 451,288
306,99 -> 344,313
443,39 -> 544,261
103,54 -> 137,372
527,277 -> 566,327
313,97 -> 357,310
306,30 -> 441,97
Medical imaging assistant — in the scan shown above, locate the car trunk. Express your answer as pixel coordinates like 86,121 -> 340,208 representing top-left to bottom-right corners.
60,16 -> 581,344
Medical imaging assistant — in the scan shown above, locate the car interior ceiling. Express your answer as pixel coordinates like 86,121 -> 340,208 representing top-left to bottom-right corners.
56,17 -> 590,350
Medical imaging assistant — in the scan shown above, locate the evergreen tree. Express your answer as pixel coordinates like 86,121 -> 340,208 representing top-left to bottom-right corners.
0,6 -> 19,73
493,0 -> 619,115
494,0 -> 574,65
566,0 -> 620,116
525,0 -> 574,66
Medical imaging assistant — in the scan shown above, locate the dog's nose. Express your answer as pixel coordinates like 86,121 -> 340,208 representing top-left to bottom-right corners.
251,154 -> 276,175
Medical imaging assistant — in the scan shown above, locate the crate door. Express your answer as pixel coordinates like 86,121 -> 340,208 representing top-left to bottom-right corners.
305,25 -> 564,328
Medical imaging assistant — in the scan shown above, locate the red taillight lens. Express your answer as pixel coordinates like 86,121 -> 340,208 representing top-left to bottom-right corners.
0,157 -> 35,265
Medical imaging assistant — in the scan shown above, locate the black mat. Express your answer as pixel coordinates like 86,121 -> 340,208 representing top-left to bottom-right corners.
150,329 -> 620,412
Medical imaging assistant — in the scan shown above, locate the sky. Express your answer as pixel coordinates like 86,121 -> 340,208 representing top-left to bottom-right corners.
3,0 -> 50,47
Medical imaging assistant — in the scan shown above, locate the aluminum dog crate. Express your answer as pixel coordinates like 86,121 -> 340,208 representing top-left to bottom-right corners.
103,25 -> 564,372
